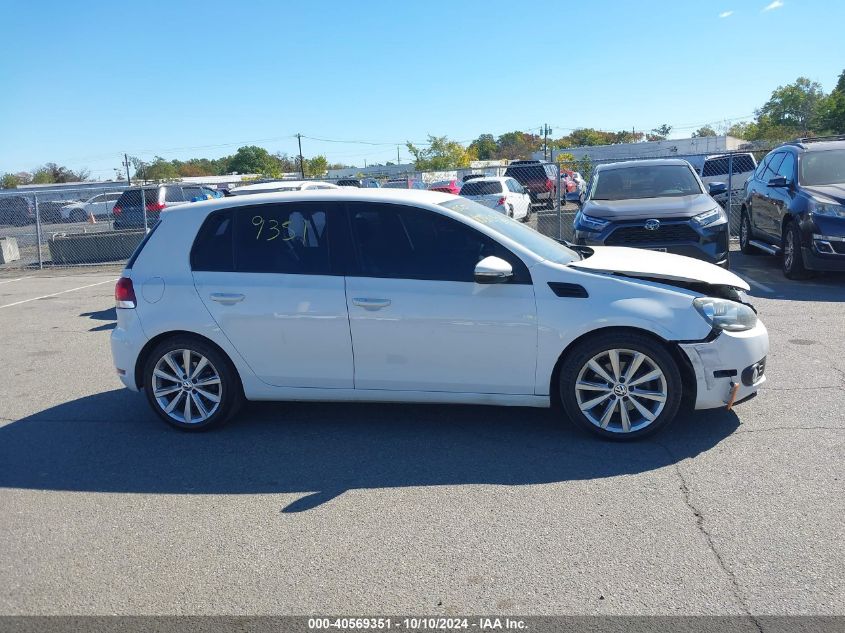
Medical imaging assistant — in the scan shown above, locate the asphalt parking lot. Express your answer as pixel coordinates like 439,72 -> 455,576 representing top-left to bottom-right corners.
0,252 -> 843,617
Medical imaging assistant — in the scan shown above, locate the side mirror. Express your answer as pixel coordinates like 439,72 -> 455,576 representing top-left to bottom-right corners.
474,256 -> 513,284
768,176 -> 789,188
708,182 -> 728,196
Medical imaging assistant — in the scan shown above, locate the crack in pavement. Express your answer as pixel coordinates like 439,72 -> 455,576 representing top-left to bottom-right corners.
658,441 -> 764,632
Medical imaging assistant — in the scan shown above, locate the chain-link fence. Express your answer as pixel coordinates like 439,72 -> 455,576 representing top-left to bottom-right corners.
0,145 -> 778,270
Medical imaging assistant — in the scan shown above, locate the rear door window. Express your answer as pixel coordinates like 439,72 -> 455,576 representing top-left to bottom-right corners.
763,153 -> 785,182
233,203 -> 333,275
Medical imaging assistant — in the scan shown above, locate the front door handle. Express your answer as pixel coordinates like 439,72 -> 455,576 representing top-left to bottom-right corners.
352,297 -> 391,310
210,292 -> 245,305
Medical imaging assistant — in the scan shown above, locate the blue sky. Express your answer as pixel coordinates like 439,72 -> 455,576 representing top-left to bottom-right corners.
1,0 -> 843,178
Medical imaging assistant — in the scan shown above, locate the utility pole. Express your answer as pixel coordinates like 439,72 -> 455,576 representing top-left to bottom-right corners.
543,124 -> 552,161
123,153 -> 131,185
397,146 -> 400,165
297,133 -> 305,179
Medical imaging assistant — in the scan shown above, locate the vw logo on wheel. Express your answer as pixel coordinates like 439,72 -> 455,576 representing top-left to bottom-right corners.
644,219 -> 661,231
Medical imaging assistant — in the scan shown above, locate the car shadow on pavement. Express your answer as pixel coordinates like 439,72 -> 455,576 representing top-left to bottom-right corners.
0,389 -> 740,512
730,251 -> 845,302
79,307 -> 117,331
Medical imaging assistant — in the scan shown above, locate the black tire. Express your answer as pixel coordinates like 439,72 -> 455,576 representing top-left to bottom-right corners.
559,332 -> 682,441
782,221 -> 812,280
508,205 -> 514,219
739,209 -> 759,255
143,336 -> 243,431
70,209 -> 87,223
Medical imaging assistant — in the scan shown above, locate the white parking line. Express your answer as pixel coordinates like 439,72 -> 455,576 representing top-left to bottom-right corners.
0,277 -> 29,285
738,274 -> 775,294
0,279 -> 116,309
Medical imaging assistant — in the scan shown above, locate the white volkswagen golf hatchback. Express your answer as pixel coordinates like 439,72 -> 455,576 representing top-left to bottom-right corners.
111,189 -> 768,439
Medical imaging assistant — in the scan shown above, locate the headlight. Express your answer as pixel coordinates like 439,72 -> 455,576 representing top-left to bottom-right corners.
692,206 -> 726,227
809,199 -> 845,218
575,213 -> 609,231
693,297 -> 757,332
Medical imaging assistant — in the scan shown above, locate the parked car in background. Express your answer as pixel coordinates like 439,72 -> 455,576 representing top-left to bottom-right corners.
61,192 -> 122,222
574,159 -> 730,267
111,188 -> 767,440
337,178 -> 380,188
462,173 -> 485,182
0,195 -> 35,226
740,136 -> 845,279
504,160 -> 558,209
428,179 -> 461,195
561,170 -> 587,203
113,185 -> 198,230
699,152 -> 757,207
383,178 -> 427,190
460,177 -> 531,220
229,181 -> 339,196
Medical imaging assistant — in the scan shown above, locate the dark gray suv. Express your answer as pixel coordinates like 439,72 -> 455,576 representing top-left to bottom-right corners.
574,159 -> 730,267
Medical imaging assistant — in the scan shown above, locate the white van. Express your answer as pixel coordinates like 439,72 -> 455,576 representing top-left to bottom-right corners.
698,153 -> 757,205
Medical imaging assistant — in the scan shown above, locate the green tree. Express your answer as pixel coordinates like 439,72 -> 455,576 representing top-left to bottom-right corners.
468,134 -> 498,160
495,131 -> 541,160
143,156 -> 179,181
647,124 -> 673,142
305,155 -> 329,178
757,77 -> 826,136
692,125 -> 717,137
1,173 -> 19,189
406,135 -> 472,170
30,163 -> 90,184
227,145 -> 280,176
817,69 -> 845,134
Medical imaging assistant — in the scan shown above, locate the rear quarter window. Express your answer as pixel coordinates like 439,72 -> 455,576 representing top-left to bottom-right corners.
191,211 -> 234,272
461,181 -> 503,195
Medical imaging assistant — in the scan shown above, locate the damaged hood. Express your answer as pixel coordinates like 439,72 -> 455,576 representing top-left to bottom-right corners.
570,246 -> 750,291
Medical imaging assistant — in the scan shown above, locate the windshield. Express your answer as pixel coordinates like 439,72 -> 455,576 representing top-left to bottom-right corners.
591,164 -> 702,200
439,198 -> 579,264
799,149 -> 845,186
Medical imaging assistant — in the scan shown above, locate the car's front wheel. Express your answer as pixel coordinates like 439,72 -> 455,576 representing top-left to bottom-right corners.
559,333 -> 682,440
782,221 -> 812,279
143,337 -> 243,431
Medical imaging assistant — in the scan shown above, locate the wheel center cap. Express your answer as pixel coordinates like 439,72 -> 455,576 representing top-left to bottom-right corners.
182,380 -> 193,391
613,384 -> 628,397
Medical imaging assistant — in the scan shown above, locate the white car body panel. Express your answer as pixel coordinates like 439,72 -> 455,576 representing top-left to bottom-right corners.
111,188 -> 768,414
61,192 -> 120,220
570,246 -> 751,291
345,276 -> 537,393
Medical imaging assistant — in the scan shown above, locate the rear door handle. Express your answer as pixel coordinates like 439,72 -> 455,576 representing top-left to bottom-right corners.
352,297 -> 391,310
210,292 -> 245,305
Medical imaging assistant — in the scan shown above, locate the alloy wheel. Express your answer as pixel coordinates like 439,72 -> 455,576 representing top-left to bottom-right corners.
152,349 -> 222,425
784,230 -> 795,270
574,348 -> 668,434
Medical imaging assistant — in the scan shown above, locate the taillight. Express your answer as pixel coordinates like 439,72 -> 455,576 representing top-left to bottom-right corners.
545,179 -> 553,191
145,202 -> 165,212
497,197 -> 507,206
113,205 -> 122,215
115,277 -> 136,309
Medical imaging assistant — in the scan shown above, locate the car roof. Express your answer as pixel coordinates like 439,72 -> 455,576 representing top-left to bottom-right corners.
162,187 -> 455,219
595,158 -> 693,171
781,140 -> 845,152
462,176 -> 507,183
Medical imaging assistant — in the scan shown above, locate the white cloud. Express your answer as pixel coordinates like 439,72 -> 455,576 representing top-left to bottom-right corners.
763,0 -> 784,11
719,10 -> 734,17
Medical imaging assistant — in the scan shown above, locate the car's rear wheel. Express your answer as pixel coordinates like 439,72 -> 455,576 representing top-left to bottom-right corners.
70,208 -> 87,223
559,333 -> 682,440
143,337 -> 243,431
782,221 -> 812,279
739,209 -> 759,255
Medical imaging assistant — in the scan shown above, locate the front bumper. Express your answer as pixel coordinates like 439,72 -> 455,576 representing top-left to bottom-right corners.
679,321 -> 769,410
575,218 -> 729,266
